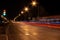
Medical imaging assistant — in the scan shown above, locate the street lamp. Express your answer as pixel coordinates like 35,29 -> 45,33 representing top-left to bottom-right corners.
21,11 -> 24,14
31,0 -> 40,19
31,1 -> 37,7
24,7 -> 29,12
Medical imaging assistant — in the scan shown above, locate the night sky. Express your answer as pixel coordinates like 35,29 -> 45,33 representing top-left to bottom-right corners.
0,0 -> 60,20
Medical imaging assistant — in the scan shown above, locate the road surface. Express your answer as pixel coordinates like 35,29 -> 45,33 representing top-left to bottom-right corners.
0,24 -> 8,40
7,22 -> 60,40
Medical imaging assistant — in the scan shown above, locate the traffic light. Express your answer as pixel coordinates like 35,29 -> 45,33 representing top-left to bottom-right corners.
3,13 -> 6,16
2,10 -> 6,16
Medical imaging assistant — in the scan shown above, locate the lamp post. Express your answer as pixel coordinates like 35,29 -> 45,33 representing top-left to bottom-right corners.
24,7 -> 30,21
31,0 -> 39,20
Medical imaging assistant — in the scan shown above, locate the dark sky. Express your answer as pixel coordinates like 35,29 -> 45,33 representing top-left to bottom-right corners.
0,0 -> 60,19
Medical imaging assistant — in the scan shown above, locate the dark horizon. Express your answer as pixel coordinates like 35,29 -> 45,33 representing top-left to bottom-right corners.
0,0 -> 60,19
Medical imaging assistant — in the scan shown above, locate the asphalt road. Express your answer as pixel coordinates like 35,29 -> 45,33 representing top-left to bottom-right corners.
7,22 -> 60,40
0,24 -> 8,40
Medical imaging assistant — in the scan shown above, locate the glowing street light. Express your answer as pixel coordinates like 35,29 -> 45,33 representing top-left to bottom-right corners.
24,7 -> 29,12
21,11 -> 24,14
31,1 -> 40,18
31,1 -> 37,6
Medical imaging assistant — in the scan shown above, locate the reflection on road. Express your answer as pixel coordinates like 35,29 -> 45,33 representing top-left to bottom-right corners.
8,22 -> 60,40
